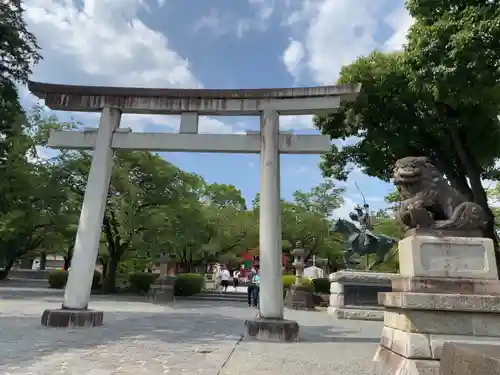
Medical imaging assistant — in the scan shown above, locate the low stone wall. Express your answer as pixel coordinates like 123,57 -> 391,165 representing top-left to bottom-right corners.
10,269 -> 50,279
328,270 -> 398,321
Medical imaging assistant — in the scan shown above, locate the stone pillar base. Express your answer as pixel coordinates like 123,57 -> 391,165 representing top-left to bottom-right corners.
41,308 -> 104,328
284,284 -> 315,310
375,276 -> 500,375
374,235 -> 500,375
244,318 -> 299,342
440,342 -> 500,375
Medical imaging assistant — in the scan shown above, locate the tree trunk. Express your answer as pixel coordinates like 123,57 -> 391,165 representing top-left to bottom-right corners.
63,243 -> 74,270
0,259 -> 15,280
39,252 -> 47,270
101,254 -> 120,293
450,129 -> 498,248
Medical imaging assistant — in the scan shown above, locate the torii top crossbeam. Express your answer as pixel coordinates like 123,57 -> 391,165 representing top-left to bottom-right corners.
27,81 -> 361,115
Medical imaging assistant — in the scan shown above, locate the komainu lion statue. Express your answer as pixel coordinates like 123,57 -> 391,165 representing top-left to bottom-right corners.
393,156 -> 487,233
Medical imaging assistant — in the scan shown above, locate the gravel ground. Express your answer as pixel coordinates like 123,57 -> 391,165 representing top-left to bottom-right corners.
0,288 -> 388,375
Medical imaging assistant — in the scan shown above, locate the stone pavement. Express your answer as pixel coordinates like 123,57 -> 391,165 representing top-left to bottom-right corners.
0,288 -> 389,375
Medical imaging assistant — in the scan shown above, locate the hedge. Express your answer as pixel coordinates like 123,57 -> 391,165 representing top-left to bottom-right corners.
129,272 -> 160,294
174,273 -> 204,296
48,270 -> 102,290
282,275 -> 313,289
312,278 -> 330,294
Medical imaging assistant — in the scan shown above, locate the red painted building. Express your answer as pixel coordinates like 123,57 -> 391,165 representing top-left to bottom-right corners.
239,250 -> 287,277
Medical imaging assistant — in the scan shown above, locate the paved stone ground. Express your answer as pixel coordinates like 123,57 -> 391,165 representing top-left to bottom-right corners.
0,288 -> 389,375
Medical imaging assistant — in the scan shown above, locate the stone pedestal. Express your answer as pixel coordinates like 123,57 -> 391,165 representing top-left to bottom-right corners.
284,284 -> 315,310
148,256 -> 175,303
374,235 -> 500,375
41,308 -> 103,328
328,270 -> 398,321
440,342 -> 500,375
244,318 -> 299,342
149,275 -> 175,303
204,273 -> 216,290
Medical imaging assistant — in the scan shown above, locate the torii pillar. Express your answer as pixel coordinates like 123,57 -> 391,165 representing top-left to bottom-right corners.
28,81 -> 361,338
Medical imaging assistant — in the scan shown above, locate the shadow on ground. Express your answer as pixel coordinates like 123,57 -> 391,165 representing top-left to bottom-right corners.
0,295 -> 383,370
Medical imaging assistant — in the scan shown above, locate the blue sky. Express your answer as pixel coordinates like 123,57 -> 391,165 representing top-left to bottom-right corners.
21,0 -> 414,217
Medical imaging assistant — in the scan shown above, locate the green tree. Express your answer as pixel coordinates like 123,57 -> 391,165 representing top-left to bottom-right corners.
202,183 -> 247,210
315,51 -> 500,244
292,179 -> 345,217
405,0 -> 500,244
0,0 -> 41,163
51,150 -> 201,291
0,109 -> 74,278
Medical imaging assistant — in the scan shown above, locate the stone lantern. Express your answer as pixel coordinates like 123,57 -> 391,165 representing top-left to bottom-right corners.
148,252 -> 175,303
284,241 -> 315,310
292,245 -> 305,284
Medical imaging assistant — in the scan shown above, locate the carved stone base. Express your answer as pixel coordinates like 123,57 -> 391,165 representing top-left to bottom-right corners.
398,235 -> 497,279
284,284 -> 315,310
374,345 -> 440,375
328,306 -> 384,321
41,308 -> 103,328
375,277 -> 500,374
148,276 -> 175,303
328,270 -> 397,320
244,318 -> 299,342
404,228 -> 483,239
440,343 -> 500,375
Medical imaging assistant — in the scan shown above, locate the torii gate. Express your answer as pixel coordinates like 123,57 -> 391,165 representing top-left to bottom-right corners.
28,81 -> 361,338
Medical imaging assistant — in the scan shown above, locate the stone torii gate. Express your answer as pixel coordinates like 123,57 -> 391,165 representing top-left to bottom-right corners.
29,81 -> 361,339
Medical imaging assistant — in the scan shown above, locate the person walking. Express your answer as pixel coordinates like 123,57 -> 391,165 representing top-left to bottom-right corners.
251,268 -> 260,308
232,269 -> 240,291
219,265 -> 231,294
247,267 -> 256,306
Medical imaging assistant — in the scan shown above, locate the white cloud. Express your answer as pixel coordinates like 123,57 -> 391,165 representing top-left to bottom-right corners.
283,38 -> 305,80
282,0 -> 380,84
248,0 -> 274,21
384,4 -> 414,51
333,196 -> 355,219
281,0 -> 412,84
193,9 -> 225,37
280,115 -> 314,130
23,0 -> 235,134
194,0 -> 274,38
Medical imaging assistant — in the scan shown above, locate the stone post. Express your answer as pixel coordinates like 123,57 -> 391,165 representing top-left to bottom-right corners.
244,109 -> 299,342
41,107 -> 121,328
258,108 -> 284,319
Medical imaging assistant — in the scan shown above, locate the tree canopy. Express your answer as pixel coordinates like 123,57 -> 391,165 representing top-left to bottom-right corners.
315,2 -> 500,244
0,0 -> 41,162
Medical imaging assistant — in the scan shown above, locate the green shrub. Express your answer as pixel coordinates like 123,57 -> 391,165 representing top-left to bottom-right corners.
174,273 -> 204,296
312,278 -> 330,294
129,272 -> 160,293
48,270 -> 102,290
48,270 -> 67,289
282,275 -> 312,289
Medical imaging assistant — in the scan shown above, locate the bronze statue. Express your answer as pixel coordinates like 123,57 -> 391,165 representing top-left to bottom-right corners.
393,156 -> 487,235
332,204 -> 397,270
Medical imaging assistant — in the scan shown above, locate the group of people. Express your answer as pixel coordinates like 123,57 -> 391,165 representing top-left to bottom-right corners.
218,265 -> 260,308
